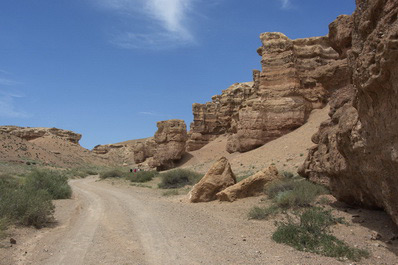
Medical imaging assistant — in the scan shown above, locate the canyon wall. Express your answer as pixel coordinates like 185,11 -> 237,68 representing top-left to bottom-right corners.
301,0 -> 398,225
188,32 -> 349,153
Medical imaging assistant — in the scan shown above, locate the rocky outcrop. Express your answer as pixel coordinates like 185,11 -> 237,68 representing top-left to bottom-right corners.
301,0 -> 398,225
0,126 -> 82,144
92,144 -> 124,155
149,120 -> 188,170
216,166 -> 280,202
189,157 -> 236,203
188,32 -> 350,153
132,139 -> 156,164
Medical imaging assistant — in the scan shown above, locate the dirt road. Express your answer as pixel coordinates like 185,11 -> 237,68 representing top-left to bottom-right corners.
9,176 -> 396,265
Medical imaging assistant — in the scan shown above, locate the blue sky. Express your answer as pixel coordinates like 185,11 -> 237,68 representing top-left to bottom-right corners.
0,0 -> 355,149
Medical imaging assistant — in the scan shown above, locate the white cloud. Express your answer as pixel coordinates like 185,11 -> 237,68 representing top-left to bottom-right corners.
95,0 -> 196,49
278,0 -> 292,9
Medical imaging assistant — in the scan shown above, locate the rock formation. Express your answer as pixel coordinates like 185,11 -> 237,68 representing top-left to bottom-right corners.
188,31 -> 350,153
300,0 -> 398,225
0,126 -> 82,144
216,166 -> 280,202
149,119 -> 188,170
189,157 -> 236,203
132,139 -> 157,164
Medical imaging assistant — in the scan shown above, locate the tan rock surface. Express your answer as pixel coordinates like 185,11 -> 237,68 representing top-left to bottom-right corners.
216,166 -> 280,202
150,119 -> 188,170
301,0 -> 398,226
189,157 -> 236,203
188,31 -> 349,153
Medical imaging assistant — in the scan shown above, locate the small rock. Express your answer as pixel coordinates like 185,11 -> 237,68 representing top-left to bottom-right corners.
370,232 -> 382,240
10,238 -> 16,244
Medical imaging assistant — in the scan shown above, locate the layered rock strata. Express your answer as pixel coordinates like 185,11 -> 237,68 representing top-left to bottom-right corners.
0,126 -> 82,144
148,119 -> 188,170
188,32 -> 349,153
301,0 -> 398,225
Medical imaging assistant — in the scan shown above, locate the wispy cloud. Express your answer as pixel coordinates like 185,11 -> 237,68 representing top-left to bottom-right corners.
0,71 -> 29,118
0,90 -> 29,118
95,0 -> 196,49
138,111 -> 171,118
278,0 -> 292,9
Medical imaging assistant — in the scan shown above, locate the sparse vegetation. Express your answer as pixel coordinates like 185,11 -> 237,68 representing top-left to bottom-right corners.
158,169 -> 203,189
127,170 -> 158,183
25,169 -> 72,200
248,205 -> 279,220
0,170 -> 73,230
99,169 -> 128,179
162,189 -> 179,196
267,178 -> 328,209
272,207 -> 369,261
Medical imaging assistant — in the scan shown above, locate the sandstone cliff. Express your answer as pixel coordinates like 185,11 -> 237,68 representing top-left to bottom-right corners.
188,32 -> 349,153
301,0 -> 398,226
148,119 -> 188,170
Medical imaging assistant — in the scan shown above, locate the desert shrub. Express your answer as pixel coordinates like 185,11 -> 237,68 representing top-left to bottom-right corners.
266,178 -> 328,209
24,169 -> 72,199
99,169 -> 128,179
162,189 -> 179,196
272,207 -> 368,261
248,205 -> 279,220
128,170 -> 158,183
158,169 -> 203,189
281,171 -> 294,178
0,184 -> 54,228
0,217 -> 9,238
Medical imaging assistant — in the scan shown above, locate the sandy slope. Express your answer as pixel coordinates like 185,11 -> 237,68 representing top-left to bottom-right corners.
179,106 -> 330,176
2,176 -> 397,265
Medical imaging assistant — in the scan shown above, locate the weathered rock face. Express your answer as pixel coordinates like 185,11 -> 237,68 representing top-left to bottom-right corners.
0,126 -> 82,144
92,144 -> 124,155
216,166 -> 280,202
149,119 -> 188,170
132,139 -> 156,164
301,0 -> 398,225
188,32 -> 350,153
189,157 -> 236,203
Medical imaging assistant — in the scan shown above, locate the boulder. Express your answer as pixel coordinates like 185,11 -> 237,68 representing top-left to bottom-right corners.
301,0 -> 398,226
189,157 -> 236,203
216,166 -> 280,202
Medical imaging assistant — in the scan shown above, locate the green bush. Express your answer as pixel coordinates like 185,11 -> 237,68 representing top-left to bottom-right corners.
248,205 -> 279,220
267,179 -> 328,209
127,171 -> 158,183
24,169 -> 72,199
272,208 -> 369,261
158,169 -> 203,189
99,169 -> 128,179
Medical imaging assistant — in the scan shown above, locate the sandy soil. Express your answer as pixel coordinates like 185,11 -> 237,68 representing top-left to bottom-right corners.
179,106 -> 330,176
1,176 -> 397,265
